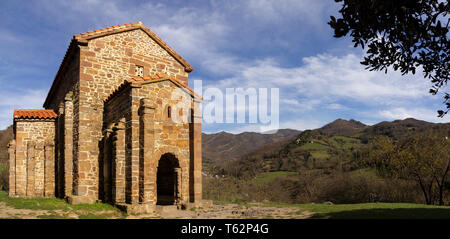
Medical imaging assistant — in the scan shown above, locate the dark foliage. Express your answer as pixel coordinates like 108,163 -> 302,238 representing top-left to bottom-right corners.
0,168 -> 8,191
0,126 -> 12,191
329,0 -> 450,117
203,172 -> 424,204
203,118 -> 450,205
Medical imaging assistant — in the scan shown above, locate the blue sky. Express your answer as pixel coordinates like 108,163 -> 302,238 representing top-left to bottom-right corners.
0,0 -> 448,133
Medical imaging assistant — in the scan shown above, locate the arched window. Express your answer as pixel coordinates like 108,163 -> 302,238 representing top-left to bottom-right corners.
167,106 -> 171,119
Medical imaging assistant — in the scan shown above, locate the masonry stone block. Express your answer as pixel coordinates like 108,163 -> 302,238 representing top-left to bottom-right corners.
10,22 -> 206,211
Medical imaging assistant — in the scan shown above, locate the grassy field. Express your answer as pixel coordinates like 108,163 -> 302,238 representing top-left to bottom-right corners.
262,202 -> 450,219
299,143 -> 330,150
0,190 -> 126,219
213,200 -> 450,219
2,189 -> 450,219
330,136 -> 361,149
294,135 -> 361,162
310,151 -> 330,159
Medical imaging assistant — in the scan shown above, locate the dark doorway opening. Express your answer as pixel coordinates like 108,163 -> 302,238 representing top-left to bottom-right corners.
157,153 -> 179,205
102,136 -> 113,203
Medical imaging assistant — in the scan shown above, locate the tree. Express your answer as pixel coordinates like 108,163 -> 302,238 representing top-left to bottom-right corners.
329,0 -> 450,117
369,132 -> 450,205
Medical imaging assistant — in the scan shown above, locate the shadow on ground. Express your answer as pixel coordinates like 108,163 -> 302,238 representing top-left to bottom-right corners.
312,208 -> 450,219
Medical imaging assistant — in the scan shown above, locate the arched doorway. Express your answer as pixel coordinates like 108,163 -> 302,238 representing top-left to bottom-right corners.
156,153 -> 180,205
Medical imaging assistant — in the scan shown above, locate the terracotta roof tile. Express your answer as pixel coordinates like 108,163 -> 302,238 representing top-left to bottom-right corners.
74,22 -> 142,39
73,22 -> 193,72
45,22 -> 194,108
14,109 -> 58,120
104,74 -> 201,103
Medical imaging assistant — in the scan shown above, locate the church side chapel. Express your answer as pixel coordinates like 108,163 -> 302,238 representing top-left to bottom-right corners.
8,22 -> 206,213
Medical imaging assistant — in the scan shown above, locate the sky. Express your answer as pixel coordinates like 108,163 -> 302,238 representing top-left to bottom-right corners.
0,0 -> 448,133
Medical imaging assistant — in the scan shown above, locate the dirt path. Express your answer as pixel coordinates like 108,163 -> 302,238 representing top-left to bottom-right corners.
0,202 -> 76,219
128,203 -> 313,219
0,202 -> 122,219
0,201 -> 313,219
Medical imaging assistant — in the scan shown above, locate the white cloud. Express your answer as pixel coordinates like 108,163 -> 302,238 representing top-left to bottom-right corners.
216,117 -> 323,134
27,0 -> 336,75
209,53 -> 434,112
327,103 -> 349,110
244,0 -> 332,28
3,0 -> 448,133
279,118 -> 325,131
0,28 -> 24,44
378,107 -> 449,123
0,89 -> 46,108
281,98 -> 321,112
281,99 -> 301,106
200,52 -> 450,131
30,1 -> 236,74
0,89 -> 47,129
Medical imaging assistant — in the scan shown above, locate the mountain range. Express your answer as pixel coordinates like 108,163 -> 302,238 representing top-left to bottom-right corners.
0,118 -> 449,167
202,129 -> 300,167
202,118 -> 450,173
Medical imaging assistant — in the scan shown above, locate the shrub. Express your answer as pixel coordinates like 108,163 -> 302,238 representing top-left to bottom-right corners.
203,169 -> 428,205
0,163 -> 8,191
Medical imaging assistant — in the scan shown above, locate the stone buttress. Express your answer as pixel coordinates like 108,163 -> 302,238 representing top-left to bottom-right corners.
9,22 -> 209,212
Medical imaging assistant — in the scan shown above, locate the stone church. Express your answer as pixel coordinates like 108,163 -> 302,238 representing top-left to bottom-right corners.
8,22 -> 204,213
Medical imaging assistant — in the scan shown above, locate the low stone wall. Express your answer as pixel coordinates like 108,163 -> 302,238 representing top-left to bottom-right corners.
9,120 -> 56,198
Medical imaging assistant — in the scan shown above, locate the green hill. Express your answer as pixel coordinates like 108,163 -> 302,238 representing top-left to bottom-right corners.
210,118 -> 450,178
203,118 -> 450,205
202,129 -> 300,169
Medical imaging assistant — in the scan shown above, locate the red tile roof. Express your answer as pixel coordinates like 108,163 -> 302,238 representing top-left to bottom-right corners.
44,21 -> 194,108
14,109 -> 58,120
74,22 -> 141,39
104,73 -> 202,103
73,21 -> 193,72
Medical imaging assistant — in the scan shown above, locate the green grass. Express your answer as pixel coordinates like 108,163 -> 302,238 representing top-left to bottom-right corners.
310,151 -> 329,159
329,136 -> 361,149
330,136 -> 359,142
0,190 -> 125,219
299,143 -> 329,150
262,202 -> 450,219
252,171 -> 297,185
4,189 -> 450,219
213,199 -> 450,219
0,164 -> 7,172
78,213 -> 123,219
0,191 -> 115,211
37,214 -> 71,219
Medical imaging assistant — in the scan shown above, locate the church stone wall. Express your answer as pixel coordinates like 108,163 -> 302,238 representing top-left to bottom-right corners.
9,23 -> 204,211
46,50 -> 80,112
9,120 -> 56,198
72,29 -> 191,203
102,80 -> 194,212
136,81 -> 192,205
44,49 -> 80,199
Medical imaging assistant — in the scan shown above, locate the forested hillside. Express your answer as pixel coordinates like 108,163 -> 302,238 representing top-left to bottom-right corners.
203,118 -> 450,205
